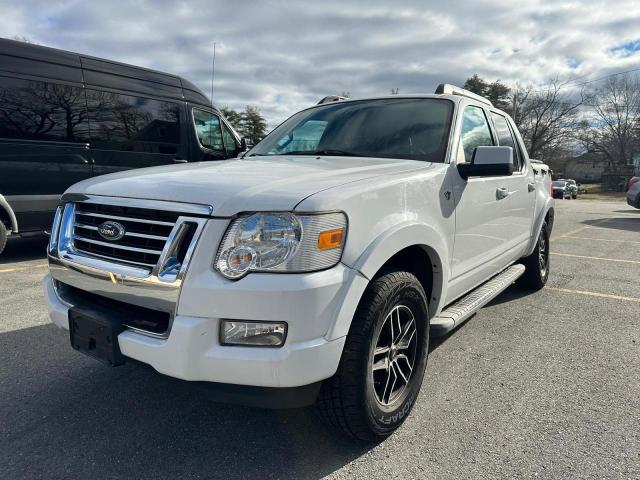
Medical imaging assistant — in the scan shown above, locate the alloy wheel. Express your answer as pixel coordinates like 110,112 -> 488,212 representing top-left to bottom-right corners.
538,231 -> 548,277
370,305 -> 418,406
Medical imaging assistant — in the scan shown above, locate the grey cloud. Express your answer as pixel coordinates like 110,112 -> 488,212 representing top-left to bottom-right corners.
1,0 -> 639,125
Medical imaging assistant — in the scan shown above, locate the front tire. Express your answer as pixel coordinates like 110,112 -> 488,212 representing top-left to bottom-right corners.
317,270 -> 429,442
0,222 -> 7,256
518,221 -> 550,290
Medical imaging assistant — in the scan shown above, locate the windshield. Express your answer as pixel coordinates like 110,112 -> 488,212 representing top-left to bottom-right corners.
248,98 -> 453,162
552,181 -> 566,187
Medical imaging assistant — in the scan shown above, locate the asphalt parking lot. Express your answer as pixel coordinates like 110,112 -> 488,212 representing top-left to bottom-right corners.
1,199 -> 638,479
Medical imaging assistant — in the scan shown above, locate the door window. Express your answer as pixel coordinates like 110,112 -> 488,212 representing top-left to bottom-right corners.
221,122 -> 239,156
193,109 -> 224,153
491,112 -> 522,170
0,75 -> 89,142
459,105 -> 493,163
85,90 -> 180,153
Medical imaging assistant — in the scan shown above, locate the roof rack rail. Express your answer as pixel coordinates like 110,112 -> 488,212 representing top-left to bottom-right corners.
317,95 -> 349,105
435,84 -> 493,107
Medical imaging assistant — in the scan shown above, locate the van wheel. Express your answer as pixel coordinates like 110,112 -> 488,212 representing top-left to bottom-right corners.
518,221 -> 550,290
0,222 -> 7,256
316,270 -> 429,442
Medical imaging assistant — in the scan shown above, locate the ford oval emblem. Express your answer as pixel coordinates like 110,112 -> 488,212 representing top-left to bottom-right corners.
97,221 -> 126,241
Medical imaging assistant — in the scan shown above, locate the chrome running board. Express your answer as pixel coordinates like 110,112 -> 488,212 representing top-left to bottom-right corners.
431,264 -> 526,337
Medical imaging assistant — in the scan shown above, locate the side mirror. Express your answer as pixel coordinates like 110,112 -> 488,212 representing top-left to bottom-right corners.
240,138 -> 248,152
457,146 -> 514,179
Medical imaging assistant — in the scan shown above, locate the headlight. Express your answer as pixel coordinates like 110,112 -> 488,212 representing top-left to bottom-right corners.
215,212 -> 347,279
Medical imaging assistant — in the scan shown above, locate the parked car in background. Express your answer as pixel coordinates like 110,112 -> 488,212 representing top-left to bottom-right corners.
627,176 -> 640,209
44,84 -> 554,441
552,180 -> 572,199
0,38 -> 244,255
557,179 -> 578,199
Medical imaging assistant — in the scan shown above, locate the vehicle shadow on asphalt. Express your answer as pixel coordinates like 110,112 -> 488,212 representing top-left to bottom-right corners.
0,324 -> 375,480
581,217 -> 640,233
428,287 -> 534,353
0,237 -> 48,265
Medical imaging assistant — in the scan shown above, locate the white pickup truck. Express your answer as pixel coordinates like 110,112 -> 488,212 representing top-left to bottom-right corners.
44,84 -> 554,441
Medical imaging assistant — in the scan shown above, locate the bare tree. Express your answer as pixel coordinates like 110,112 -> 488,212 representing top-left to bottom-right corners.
512,78 -> 583,160
578,74 -> 640,171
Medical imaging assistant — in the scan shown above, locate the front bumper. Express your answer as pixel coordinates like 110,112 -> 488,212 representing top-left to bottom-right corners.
44,260 -> 364,389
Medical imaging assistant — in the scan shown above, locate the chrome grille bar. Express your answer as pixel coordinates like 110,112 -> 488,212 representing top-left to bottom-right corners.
74,223 -> 169,241
72,234 -> 165,255
75,210 -> 176,227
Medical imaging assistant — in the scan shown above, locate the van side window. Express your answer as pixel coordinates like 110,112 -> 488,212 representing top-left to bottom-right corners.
221,122 -> 239,156
0,75 -> 89,142
193,109 -> 224,153
459,105 -> 493,163
85,90 -> 180,154
491,112 -> 521,170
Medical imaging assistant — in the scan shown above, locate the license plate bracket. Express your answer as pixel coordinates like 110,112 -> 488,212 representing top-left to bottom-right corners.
69,306 -> 126,366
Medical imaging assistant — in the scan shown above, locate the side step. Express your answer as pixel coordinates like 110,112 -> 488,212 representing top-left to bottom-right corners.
431,264 -> 526,337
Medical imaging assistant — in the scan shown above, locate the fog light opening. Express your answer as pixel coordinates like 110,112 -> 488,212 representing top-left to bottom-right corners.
220,320 -> 287,347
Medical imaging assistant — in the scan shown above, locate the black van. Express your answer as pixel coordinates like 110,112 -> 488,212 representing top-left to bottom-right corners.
0,38 -> 244,255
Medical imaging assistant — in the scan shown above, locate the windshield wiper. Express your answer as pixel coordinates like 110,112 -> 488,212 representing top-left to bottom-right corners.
279,149 -> 362,157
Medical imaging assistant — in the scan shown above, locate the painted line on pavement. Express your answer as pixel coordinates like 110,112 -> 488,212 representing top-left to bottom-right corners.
0,263 -> 48,274
558,235 -> 640,245
547,287 -> 640,303
550,252 -> 640,264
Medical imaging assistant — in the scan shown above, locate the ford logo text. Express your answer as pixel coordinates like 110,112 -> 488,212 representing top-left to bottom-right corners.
97,221 -> 126,241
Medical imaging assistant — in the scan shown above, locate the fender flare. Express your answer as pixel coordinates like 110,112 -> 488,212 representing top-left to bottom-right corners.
349,221 -> 450,319
0,194 -> 18,233
525,199 -> 554,257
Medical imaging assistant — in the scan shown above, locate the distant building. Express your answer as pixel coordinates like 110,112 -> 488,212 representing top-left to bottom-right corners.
564,152 -> 608,182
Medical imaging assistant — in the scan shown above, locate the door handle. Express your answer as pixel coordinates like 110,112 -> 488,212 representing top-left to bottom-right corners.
528,182 -> 536,192
173,158 -> 188,164
496,187 -> 510,200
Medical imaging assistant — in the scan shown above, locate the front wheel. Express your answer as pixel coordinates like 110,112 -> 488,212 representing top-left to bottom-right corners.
517,221 -> 550,290
316,270 -> 429,442
0,222 -> 7,256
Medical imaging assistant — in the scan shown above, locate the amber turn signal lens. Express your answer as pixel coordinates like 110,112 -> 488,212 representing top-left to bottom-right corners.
317,228 -> 344,250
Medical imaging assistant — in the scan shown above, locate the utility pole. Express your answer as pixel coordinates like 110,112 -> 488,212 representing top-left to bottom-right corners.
210,42 -> 216,106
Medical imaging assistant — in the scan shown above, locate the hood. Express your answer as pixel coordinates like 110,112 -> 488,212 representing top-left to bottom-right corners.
65,156 -> 425,216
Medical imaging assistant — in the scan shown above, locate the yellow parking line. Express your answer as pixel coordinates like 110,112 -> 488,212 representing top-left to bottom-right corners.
0,263 -> 48,273
547,287 -> 640,303
559,235 -> 640,245
550,252 -> 640,264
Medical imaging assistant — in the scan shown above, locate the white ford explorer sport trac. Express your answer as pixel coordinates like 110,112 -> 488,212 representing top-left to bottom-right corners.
44,84 -> 554,441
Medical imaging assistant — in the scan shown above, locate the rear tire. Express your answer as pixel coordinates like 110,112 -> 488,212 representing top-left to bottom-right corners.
316,270 -> 429,442
518,221 -> 550,290
0,222 -> 7,256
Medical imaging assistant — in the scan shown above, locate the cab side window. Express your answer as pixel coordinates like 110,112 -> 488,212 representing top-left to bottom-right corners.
491,112 -> 522,171
85,90 -> 180,153
221,122 -> 239,157
193,109 -> 224,153
0,75 -> 89,142
458,105 -> 493,163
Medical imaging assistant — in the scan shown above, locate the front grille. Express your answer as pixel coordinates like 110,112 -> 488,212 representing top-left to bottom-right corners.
71,202 -> 195,271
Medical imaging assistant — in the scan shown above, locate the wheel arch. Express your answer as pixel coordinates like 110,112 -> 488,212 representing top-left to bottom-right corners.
525,201 -> 554,257
349,222 -> 450,321
0,195 -> 18,233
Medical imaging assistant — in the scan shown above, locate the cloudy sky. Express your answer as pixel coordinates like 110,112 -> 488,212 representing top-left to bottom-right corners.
2,0 -> 640,125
